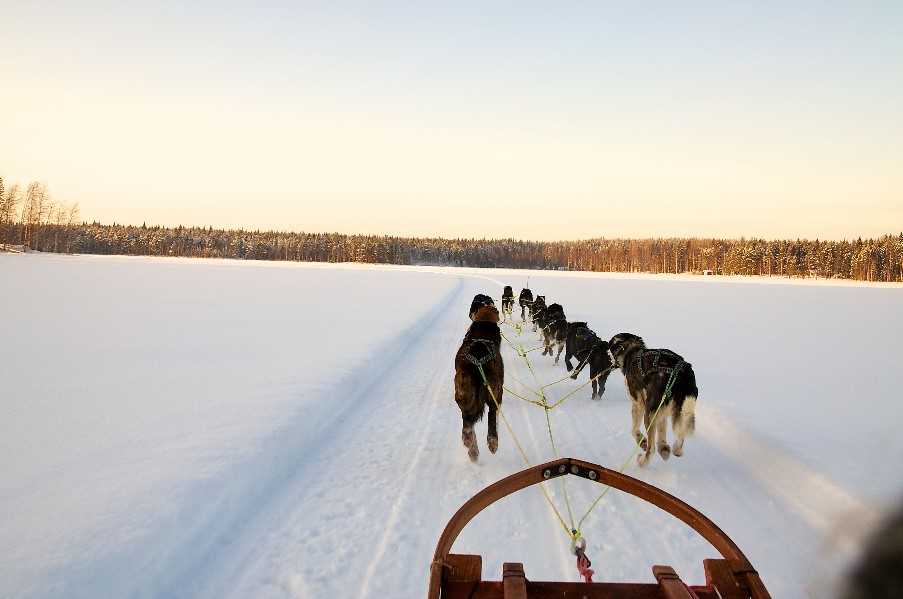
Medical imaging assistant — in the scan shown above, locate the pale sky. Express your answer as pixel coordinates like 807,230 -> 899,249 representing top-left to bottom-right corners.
2,1 -> 901,240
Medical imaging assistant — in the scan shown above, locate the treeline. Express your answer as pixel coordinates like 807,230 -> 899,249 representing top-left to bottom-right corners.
2,177 -> 901,281
0,179 -> 80,253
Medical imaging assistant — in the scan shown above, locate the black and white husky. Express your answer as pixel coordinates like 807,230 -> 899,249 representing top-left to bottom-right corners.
540,303 -> 567,364
518,288 -> 533,321
608,333 -> 698,466
530,295 -> 547,332
501,286 -> 515,317
564,322 -> 613,399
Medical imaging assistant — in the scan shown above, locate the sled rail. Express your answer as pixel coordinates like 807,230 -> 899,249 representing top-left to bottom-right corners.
428,458 -> 770,599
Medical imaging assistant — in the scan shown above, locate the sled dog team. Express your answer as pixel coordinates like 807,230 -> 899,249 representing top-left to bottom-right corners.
456,287 -> 698,466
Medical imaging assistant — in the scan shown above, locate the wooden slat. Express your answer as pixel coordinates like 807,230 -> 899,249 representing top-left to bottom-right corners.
446,554 -> 482,583
727,559 -> 772,599
737,570 -> 772,599
442,580 -> 721,598
502,563 -> 527,599
653,565 -> 698,599
703,559 -> 745,599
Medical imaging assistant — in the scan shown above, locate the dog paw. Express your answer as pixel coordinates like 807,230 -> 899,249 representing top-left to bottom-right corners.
637,436 -> 648,452
468,445 -> 479,462
637,453 -> 650,467
487,435 -> 498,453
462,428 -> 476,446
673,443 -> 684,457
570,373 -> 578,380
658,445 -> 671,460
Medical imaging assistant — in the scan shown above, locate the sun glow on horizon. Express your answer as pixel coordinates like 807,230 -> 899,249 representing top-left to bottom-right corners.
2,2 -> 901,240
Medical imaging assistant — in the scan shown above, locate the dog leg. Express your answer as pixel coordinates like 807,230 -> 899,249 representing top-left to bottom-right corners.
595,367 -> 611,399
631,399 -> 647,451
638,409 -> 655,467
457,374 -> 481,462
486,401 -> 499,454
571,353 -> 589,380
554,342 -> 564,365
462,420 -> 479,462
656,403 -> 671,461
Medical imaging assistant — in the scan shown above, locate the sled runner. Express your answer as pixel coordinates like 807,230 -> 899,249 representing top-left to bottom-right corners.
428,458 -> 771,599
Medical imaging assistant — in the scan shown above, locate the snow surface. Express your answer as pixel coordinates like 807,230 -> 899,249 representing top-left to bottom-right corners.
2,253 -> 902,598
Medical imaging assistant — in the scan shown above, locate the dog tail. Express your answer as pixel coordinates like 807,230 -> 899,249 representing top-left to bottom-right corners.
673,367 -> 698,437
675,395 -> 696,437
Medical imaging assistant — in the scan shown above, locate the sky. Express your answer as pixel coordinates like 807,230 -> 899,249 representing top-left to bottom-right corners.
2,1 -> 901,241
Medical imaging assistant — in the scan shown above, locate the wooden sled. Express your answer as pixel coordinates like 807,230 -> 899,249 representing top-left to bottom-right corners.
428,458 -> 771,599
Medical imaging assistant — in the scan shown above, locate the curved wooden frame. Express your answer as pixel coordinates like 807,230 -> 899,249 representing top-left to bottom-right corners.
428,457 -> 770,598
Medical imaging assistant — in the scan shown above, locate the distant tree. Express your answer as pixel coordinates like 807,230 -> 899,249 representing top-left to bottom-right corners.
0,181 -> 21,244
19,182 -> 52,248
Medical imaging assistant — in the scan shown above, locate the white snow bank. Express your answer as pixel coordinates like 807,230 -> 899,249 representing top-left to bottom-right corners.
1,253 -> 901,599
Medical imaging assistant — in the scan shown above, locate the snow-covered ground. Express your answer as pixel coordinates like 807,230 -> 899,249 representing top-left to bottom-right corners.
2,253 -> 901,599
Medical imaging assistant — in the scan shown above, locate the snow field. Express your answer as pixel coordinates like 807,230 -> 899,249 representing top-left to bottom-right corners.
1,253 -> 901,598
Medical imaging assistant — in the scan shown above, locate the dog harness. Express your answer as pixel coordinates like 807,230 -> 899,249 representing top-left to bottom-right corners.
631,349 -> 689,401
573,326 -> 603,359
631,349 -> 688,378
574,325 -> 596,342
540,306 -> 565,329
463,338 -> 498,367
633,349 -> 686,377
542,316 -> 565,331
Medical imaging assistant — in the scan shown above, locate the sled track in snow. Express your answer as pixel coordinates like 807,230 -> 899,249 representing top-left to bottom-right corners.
150,278 -> 468,598
354,316 -> 463,599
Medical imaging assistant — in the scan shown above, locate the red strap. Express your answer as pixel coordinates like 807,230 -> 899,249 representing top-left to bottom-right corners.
575,548 -> 594,583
